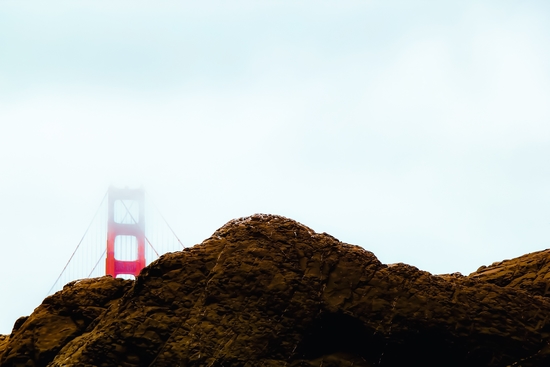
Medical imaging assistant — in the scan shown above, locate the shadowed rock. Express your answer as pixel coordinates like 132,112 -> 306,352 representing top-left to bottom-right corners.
2,214 -> 550,366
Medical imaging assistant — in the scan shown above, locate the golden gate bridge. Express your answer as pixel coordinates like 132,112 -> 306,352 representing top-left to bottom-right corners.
47,186 -> 185,295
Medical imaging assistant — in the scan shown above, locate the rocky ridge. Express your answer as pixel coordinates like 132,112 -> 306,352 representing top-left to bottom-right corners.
1,214 -> 550,366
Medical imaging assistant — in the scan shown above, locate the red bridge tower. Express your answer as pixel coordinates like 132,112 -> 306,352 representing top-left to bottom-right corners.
106,186 -> 146,278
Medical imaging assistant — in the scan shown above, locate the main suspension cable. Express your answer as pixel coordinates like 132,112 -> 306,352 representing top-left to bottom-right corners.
47,190 -> 108,296
145,190 -> 185,249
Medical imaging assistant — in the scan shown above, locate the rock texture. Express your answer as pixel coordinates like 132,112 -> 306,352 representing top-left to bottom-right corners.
0,336 -> 8,361
2,214 -> 550,367
471,249 -> 550,297
0,277 -> 131,367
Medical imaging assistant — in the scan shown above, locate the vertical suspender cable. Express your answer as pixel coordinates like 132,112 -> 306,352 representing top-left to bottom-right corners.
46,190 -> 108,296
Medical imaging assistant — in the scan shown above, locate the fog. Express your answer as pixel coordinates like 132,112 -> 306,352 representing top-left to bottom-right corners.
1,0 -> 549,334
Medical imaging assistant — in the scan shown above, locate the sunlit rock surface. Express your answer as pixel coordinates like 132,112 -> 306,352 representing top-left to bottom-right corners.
0,277 -> 131,367
2,214 -> 550,366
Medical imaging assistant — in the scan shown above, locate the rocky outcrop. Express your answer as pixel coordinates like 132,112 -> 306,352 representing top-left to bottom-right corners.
0,277 -> 131,367
0,335 -> 8,361
2,214 -> 550,366
471,249 -> 550,297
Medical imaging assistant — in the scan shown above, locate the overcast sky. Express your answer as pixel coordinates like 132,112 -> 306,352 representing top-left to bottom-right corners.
1,0 -> 550,334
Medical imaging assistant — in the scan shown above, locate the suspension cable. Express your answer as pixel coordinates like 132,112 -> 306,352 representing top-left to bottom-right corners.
47,190 -> 108,296
145,190 -> 185,248
87,248 -> 107,278
118,199 -> 160,258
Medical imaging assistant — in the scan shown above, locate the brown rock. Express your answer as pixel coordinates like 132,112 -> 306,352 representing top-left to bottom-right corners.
0,276 -> 132,367
0,335 -> 9,360
2,214 -> 550,366
469,249 -> 550,297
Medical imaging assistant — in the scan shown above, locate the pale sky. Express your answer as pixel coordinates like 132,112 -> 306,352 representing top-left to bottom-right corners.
1,0 -> 550,334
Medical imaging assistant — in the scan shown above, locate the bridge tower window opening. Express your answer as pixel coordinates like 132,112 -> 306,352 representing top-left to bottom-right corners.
114,235 -> 138,261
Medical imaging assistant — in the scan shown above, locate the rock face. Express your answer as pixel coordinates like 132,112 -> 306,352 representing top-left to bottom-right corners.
2,214 -> 550,366
0,277 -> 132,367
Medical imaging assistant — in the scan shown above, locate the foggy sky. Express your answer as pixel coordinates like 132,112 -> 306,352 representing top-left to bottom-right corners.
1,0 -> 549,334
